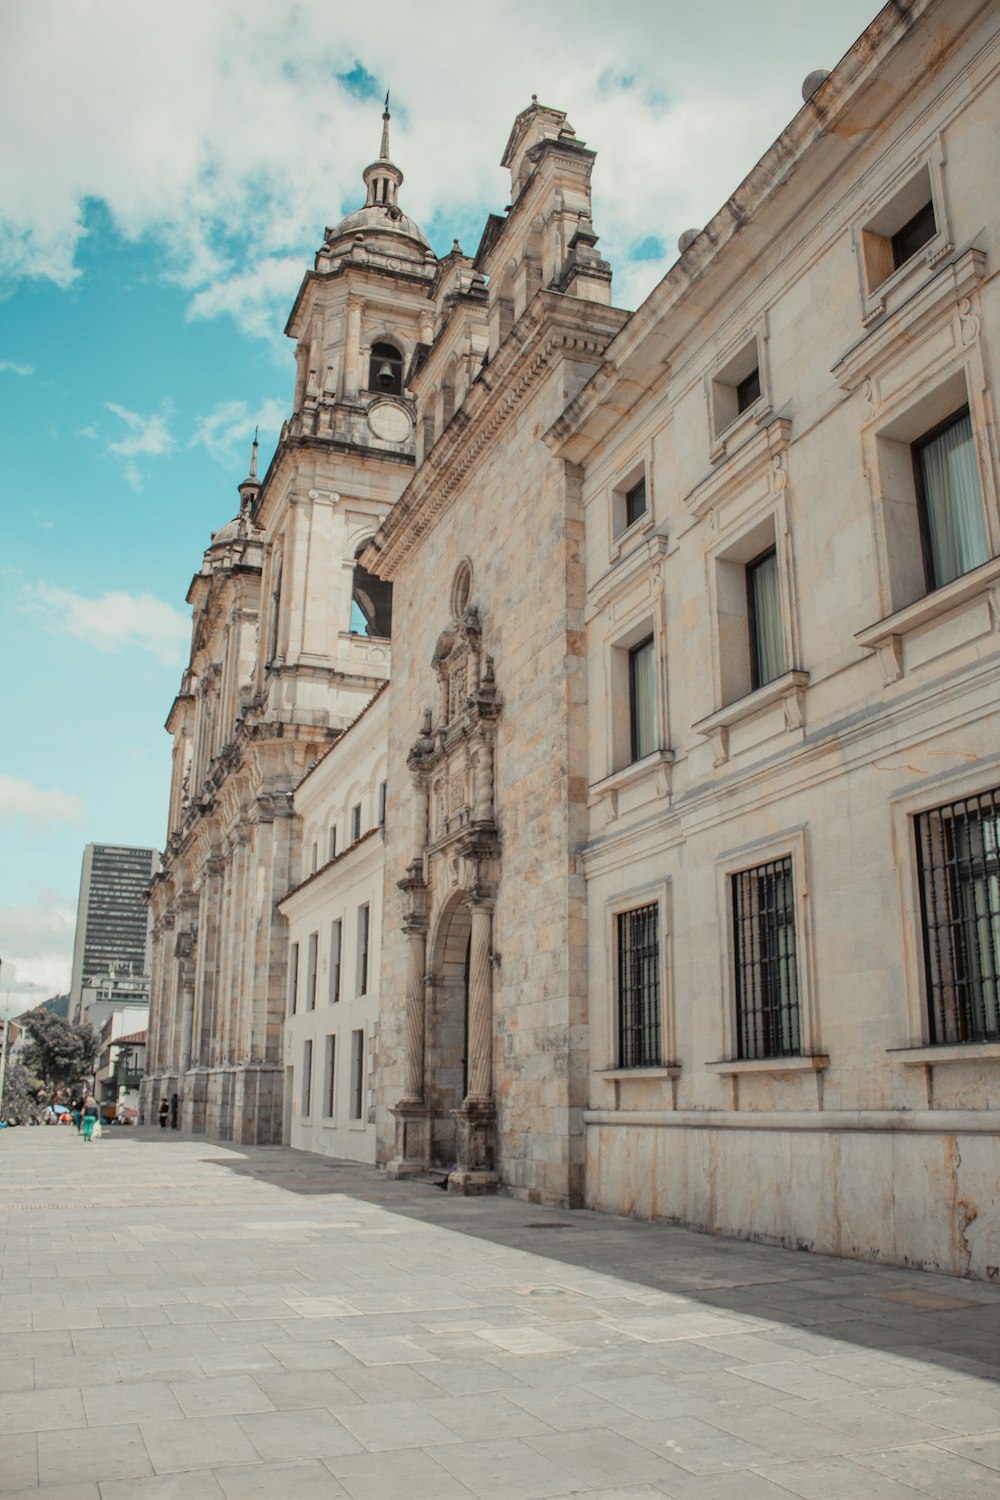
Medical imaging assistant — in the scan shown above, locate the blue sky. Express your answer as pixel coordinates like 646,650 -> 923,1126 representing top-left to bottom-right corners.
0,0 -> 879,1008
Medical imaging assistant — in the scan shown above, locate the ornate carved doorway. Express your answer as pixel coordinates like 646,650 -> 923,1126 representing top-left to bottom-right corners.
389,570 -> 502,1194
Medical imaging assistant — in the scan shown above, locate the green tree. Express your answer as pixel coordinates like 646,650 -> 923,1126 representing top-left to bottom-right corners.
20,1008 -> 98,1097
0,1057 -> 44,1124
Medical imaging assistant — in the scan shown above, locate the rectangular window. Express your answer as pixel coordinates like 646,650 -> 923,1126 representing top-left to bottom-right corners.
617,904 -> 661,1067
746,547 -> 785,690
306,931 -> 318,1010
625,477 -> 647,529
357,904 -> 370,996
732,856 -> 801,1059
328,826 -> 337,862
329,919 -> 342,1005
301,1039 -> 313,1115
287,941 -> 299,1016
350,1029 -> 364,1119
323,1034 -> 336,1118
628,636 -> 656,762
378,780 -> 387,827
913,409 -> 988,591
310,842 -> 318,874
351,803 -> 362,841
915,789 -> 1000,1045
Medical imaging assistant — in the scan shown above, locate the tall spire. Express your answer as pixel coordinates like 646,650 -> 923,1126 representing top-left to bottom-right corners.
249,426 -> 259,481
380,90 -> 391,161
363,91 -> 403,210
238,428 -> 261,516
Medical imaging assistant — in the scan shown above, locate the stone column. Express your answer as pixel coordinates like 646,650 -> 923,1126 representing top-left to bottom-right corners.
400,928 -> 427,1105
344,296 -> 363,400
464,901 -> 494,1102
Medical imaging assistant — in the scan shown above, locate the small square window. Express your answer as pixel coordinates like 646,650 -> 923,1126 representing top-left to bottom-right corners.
628,636 -> 656,762
710,337 -> 767,443
859,164 -> 941,296
612,465 -> 651,541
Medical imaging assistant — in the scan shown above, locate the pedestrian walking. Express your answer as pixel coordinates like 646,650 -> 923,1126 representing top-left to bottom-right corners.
71,1097 -> 83,1132
158,1098 -> 169,1130
170,1092 -> 179,1129
81,1096 -> 99,1142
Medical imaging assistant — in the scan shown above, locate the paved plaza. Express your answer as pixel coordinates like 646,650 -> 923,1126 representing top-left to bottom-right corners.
2,1131 -> 1000,1499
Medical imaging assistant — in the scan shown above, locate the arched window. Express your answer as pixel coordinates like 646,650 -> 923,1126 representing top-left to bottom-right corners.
367,341 -> 403,396
351,542 -> 393,638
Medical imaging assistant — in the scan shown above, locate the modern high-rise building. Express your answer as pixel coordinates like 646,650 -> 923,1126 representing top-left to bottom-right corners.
69,844 -> 158,1023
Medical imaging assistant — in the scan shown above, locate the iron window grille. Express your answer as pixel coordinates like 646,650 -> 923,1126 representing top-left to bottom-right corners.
617,903 -> 661,1067
915,789 -> 1000,1045
732,856 -> 801,1059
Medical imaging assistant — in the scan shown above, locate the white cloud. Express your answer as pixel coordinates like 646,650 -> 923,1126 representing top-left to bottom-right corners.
0,893 -> 76,1006
0,1 -> 880,326
0,776 -> 84,828
191,395 -> 287,466
23,584 -> 190,667
101,400 -> 175,490
0,358 -> 33,376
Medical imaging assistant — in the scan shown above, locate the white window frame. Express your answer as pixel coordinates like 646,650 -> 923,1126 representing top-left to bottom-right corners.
705,314 -> 772,461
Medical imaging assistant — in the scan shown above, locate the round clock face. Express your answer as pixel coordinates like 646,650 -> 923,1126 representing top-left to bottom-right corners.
367,401 -> 411,443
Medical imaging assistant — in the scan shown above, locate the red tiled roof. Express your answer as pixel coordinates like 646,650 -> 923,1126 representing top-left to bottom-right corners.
116,1029 -> 147,1046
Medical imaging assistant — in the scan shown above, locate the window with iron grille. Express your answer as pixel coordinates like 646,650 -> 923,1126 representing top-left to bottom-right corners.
617,903 -> 661,1067
731,856 -> 801,1059
915,789 -> 1000,1045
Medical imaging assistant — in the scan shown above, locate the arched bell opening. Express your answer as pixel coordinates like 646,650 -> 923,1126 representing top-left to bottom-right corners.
426,893 -> 471,1167
367,340 -> 403,396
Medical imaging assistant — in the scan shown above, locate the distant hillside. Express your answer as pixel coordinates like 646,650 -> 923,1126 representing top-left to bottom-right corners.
38,994 -> 69,1018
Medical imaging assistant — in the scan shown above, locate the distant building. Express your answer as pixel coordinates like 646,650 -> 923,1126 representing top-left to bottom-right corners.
69,844 -> 158,1023
95,1020 -> 147,1113
78,971 -> 151,1035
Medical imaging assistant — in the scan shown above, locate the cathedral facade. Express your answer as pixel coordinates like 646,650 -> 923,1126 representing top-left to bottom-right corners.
145,0 -> 1000,1276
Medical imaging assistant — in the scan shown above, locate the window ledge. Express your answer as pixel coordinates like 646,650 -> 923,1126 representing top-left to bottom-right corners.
694,671 -> 808,766
590,749 -> 674,805
888,1042 -> 1000,1067
706,1054 -> 829,1076
597,1065 -> 682,1081
610,512 -> 655,560
855,555 -> 1000,682
709,397 -> 773,464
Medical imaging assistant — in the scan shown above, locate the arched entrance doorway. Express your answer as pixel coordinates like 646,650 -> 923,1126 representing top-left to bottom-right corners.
426,894 -> 471,1167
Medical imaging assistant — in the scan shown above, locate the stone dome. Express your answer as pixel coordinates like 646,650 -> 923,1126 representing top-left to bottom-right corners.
326,202 -> 430,253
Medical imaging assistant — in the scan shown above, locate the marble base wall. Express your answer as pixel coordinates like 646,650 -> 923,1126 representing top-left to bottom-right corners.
586,1117 -> 1000,1280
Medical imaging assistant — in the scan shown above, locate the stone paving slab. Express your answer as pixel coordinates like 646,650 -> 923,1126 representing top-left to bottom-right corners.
3,1129 -> 1000,1498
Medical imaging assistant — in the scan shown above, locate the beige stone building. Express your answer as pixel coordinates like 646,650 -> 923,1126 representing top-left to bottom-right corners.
555,0 -> 1000,1275
146,0 -> 1000,1275
142,110 -> 429,1140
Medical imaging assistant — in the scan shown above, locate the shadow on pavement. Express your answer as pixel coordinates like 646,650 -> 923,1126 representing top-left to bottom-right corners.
181,1138 -> 1000,1390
